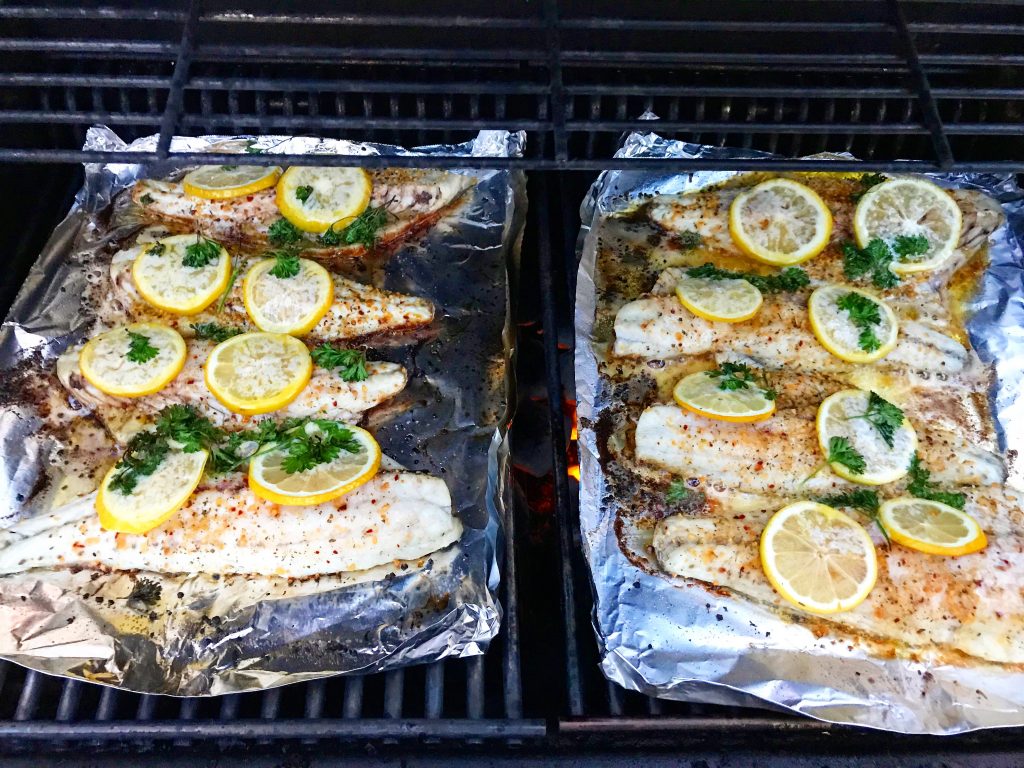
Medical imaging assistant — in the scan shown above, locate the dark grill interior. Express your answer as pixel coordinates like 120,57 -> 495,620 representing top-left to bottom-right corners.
2,1 -> 1024,763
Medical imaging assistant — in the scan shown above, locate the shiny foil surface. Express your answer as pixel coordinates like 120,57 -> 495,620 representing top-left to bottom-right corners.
0,127 -> 525,695
574,132 -> 1024,734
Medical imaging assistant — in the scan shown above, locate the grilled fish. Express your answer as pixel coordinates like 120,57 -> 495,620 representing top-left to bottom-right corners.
0,469 -> 460,577
634,404 -> 1006,495
56,341 -> 407,442
131,167 -> 475,258
653,486 -> 1024,664
103,238 -> 435,343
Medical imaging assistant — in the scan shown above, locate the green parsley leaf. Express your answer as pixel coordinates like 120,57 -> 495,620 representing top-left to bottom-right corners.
294,185 -> 313,203
842,239 -> 899,289
685,263 -> 810,294
268,252 -> 301,279
125,330 -> 159,364
677,231 -> 703,250
847,391 -> 904,448
268,218 -> 303,247
108,430 -> 169,495
318,206 -> 388,248
190,322 -> 243,343
892,234 -> 930,262
666,479 -> 693,504
279,419 -> 361,474
705,362 -> 777,400
139,193 -> 155,206
836,291 -> 883,352
815,489 -> 889,543
182,237 -> 222,268
244,140 -> 263,154
850,172 -> 887,202
146,242 -> 166,257
907,453 -> 966,509
827,436 -> 866,475
155,404 -> 223,454
310,344 -> 369,382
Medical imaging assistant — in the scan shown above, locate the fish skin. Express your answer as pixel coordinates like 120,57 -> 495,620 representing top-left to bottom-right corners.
634,404 -> 1006,495
131,168 -> 475,258
56,342 -> 407,442
0,470 -> 461,577
105,242 -> 435,343
612,292 -> 970,377
652,487 -> 1024,664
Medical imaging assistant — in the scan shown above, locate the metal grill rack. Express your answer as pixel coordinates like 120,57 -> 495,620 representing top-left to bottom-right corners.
3,0 -> 1024,763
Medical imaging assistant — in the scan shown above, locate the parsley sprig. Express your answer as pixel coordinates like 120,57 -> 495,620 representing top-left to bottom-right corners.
850,172 -> 887,202
836,291 -> 883,352
815,489 -> 889,543
318,206 -> 388,248
294,185 -> 313,203
842,235 -> 932,290
268,218 -> 303,247
269,251 -> 301,279
108,431 -> 169,495
190,322 -> 244,343
686,263 -> 810,294
125,330 -> 159,364
182,237 -> 222,269
846,391 -> 904,448
827,435 -> 866,475
706,362 -> 776,400
677,231 -> 703,250
310,344 -> 369,382
907,453 -> 966,509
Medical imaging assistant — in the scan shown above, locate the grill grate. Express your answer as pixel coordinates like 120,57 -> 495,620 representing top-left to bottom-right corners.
1,0 -> 1023,170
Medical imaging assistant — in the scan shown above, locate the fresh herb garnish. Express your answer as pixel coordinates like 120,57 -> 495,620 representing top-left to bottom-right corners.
278,419 -> 361,474
666,478 -> 693,505
892,234 -> 930,262
155,404 -> 222,453
677,231 -> 703,250
127,577 -> 162,606
268,218 -> 303,247
221,165 -> 239,171
847,391 -> 904,448
686,263 -> 810,294
294,185 -> 313,203
310,344 -> 369,382
706,362 -> 776,400
190,322 -> 243,343
827,436 -> 866,475
851,172 -> 887,202
108,430 -> 170,495
842,239 -> 899,290
146,242 -> 166,257
125,330 -> 159,364
182,237 -> 221,268
216,263 -> 239,313
139,193 -> 155,206
815,489 -> 889,543
244,140 -> 263,154
318,206 -> 388,248
907,453 -> 966,509
269,251 -> 301,279
836,291 -> 883,352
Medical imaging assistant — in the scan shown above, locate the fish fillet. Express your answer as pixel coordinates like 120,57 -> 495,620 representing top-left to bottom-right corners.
652,488 -> 1024,664
634,404 -> 1006,495
103,240 -> 435,342
613,292 -> 970,378
0,469 -> 461,577
131,167 -> 475,258
56,342 -> 407,442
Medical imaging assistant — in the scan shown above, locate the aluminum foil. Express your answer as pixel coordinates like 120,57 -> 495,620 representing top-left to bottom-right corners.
575,131 -> 1024,734
0,127 -> 525,695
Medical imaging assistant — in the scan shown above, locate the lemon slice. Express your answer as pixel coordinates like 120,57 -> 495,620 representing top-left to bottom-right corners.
204,332 -> 312,415
879,497 -> 986,556
728,178 -> 833,266
675,275 -> 763,323
760,501 -> 877,614
97,447 -> 208,534
853,177 -> 962,275
132,234 -> 232,315
672,369 -> 776,423
242,257 -> 334,335
816,389 -> 917,485
79,323 -> 187,398
276,166 -> 372,233
249,423 -> 381,506
182,165 -> 282,200
808,284 -> 898,364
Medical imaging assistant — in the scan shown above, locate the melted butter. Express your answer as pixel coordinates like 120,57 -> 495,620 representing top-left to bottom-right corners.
948,246 -> 990,345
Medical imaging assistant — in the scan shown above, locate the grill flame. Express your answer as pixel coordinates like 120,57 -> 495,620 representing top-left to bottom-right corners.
566,399 -> 580,481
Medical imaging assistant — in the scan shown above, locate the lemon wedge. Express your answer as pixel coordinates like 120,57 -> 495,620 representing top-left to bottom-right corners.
79,323 -> 187,398
816,389 -> 917,485
760,500 -> 877,615
853,177 -> 962,275
204,332 -> 312,415
132,234 -> 232,315
276,167 -> 372,233
728,178 -> 833,266
248,423 -> 381,506
879,497 -> 987,556
97,447 -> 208,534
672,369 -> 776,423
242,257 -> 334,335
182,165 -> 282,200
675,274 -> 763,323
808,284 -> 898,364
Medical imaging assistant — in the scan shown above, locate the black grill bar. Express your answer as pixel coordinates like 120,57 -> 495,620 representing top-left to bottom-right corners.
156,0 -> 201,158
